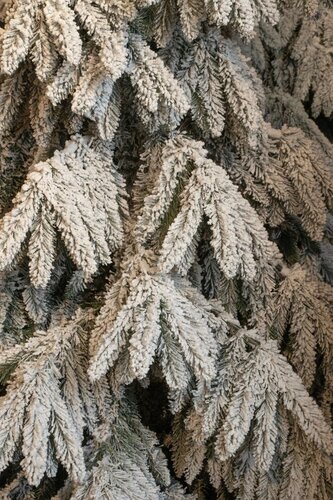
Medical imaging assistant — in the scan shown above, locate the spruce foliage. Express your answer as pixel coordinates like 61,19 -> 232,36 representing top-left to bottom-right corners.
0,0 -> 332,498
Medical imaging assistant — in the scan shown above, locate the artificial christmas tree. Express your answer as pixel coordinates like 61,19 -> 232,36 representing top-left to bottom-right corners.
0,0 -> 332,498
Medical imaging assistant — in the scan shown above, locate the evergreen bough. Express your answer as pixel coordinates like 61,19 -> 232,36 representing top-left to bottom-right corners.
0,0 -> 332,498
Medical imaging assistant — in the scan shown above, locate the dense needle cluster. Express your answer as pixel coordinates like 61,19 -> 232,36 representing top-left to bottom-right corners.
0,0 -> 332,498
